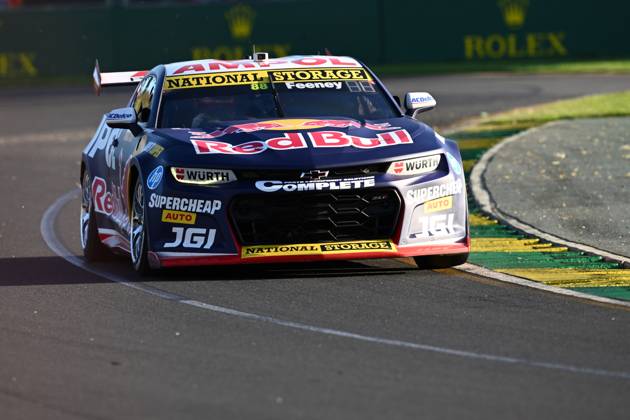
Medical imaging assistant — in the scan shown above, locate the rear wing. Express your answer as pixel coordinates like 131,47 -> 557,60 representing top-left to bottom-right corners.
93,60 -> 148,96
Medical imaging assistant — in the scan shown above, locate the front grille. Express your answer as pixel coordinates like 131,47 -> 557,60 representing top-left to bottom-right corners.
236,163 -> 388,181
230,188 -> 401,245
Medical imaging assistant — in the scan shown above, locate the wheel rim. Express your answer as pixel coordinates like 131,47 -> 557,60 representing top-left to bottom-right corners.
80,172 -> 91,250
131,181 -> 145,264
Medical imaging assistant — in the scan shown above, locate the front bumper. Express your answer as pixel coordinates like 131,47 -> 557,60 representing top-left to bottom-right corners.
152,240 -> 469,268
144,161 -> 469,268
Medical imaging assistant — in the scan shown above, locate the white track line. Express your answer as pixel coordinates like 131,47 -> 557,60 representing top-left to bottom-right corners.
470,121 -> 630,267
40,189 -> 630,381
457,263 -> 630,309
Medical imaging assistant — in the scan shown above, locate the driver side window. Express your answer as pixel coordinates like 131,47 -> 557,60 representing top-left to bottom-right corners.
133,76 -> 157,124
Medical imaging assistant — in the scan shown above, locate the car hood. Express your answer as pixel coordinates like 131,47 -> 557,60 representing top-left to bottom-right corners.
151,117 -> 446,169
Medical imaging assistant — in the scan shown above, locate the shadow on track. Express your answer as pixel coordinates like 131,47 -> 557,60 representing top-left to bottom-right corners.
0,256 -> 107,286
0,255 -> 416,287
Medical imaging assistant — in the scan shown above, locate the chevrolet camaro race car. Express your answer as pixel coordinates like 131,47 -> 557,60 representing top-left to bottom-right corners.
81,53 -> 469,273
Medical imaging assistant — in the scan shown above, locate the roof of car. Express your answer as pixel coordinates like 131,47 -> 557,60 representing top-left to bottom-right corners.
163,55 -> 363,77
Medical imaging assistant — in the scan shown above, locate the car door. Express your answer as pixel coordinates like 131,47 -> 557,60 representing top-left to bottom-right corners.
109,75 -> 158,236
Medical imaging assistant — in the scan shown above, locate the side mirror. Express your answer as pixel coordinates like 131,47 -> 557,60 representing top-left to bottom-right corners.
105,107 -> 143,136
404,92 -> 437,118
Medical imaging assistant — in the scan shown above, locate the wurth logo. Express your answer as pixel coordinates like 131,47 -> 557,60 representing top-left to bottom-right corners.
387,155 -> 441,176
171,167 -> 236,185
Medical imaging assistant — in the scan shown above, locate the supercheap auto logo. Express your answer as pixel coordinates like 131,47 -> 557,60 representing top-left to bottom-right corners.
241,240 -> 396,258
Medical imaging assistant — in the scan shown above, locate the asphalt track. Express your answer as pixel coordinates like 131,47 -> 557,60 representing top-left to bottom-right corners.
2,74 -> 630,420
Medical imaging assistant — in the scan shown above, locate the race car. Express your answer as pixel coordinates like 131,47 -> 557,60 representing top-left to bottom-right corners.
81,53 -> 469,273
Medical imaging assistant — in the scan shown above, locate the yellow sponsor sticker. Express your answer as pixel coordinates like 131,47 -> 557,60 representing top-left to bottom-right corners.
161,209 -> 197,225
163,68 -> 371,90
269,68 -> 371,82
148,144 -> 164,158
424,195 -> 453,214
241,240 -> 396,258
164,70 -> 270,90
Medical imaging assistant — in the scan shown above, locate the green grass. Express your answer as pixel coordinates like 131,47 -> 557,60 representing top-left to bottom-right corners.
455,90 -> 630,137
375,59 -> 630,77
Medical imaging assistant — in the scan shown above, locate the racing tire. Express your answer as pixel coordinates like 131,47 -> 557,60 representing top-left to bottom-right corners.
130,178 -> 151,275
80,171 -> 110,261
414,253 -> 469,269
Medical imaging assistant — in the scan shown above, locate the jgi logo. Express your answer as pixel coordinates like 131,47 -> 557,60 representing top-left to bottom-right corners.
410,213 -> 456,239
164,227 -> 216,249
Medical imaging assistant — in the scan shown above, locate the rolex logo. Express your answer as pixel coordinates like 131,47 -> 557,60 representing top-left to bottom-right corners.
497,0 -> 528,29
225,4 -> 256,40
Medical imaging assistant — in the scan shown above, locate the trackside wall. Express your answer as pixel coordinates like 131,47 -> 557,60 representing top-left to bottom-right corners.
0,0 -> 629,79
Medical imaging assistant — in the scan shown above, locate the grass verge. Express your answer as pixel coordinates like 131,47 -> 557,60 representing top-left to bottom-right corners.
375,59 -> 630,76
452,90 -> 630,301
464,90 -> 630,135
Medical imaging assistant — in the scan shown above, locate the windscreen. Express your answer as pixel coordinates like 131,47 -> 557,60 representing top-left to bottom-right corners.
158,67 -> 399,129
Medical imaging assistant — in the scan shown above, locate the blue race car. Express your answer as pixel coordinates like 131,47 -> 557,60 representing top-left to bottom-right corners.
81,53 -> 469,273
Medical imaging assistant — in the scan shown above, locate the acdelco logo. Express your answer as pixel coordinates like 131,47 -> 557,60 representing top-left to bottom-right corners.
106,112 -> 134,120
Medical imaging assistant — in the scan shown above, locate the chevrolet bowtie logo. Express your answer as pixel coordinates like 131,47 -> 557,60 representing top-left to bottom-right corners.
300,170 -> 329,180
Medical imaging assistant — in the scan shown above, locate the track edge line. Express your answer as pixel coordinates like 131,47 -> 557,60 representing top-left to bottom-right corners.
457,263 -> 630,309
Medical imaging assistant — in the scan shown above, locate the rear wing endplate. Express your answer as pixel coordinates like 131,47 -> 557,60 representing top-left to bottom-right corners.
93,59 -> 148,96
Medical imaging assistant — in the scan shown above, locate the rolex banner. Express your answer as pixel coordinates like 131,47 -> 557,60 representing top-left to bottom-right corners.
382,0 -> 629,63
0,0 -> 629,79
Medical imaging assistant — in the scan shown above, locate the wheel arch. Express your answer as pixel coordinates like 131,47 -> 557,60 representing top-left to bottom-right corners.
80,161 -> 86,183
127,162 -> 141,217
80,156 -> 91,184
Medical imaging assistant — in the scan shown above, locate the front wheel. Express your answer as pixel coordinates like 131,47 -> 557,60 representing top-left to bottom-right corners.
80,171 -> 110,261
130,178 -> 151,274
414,253 -> 469,269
